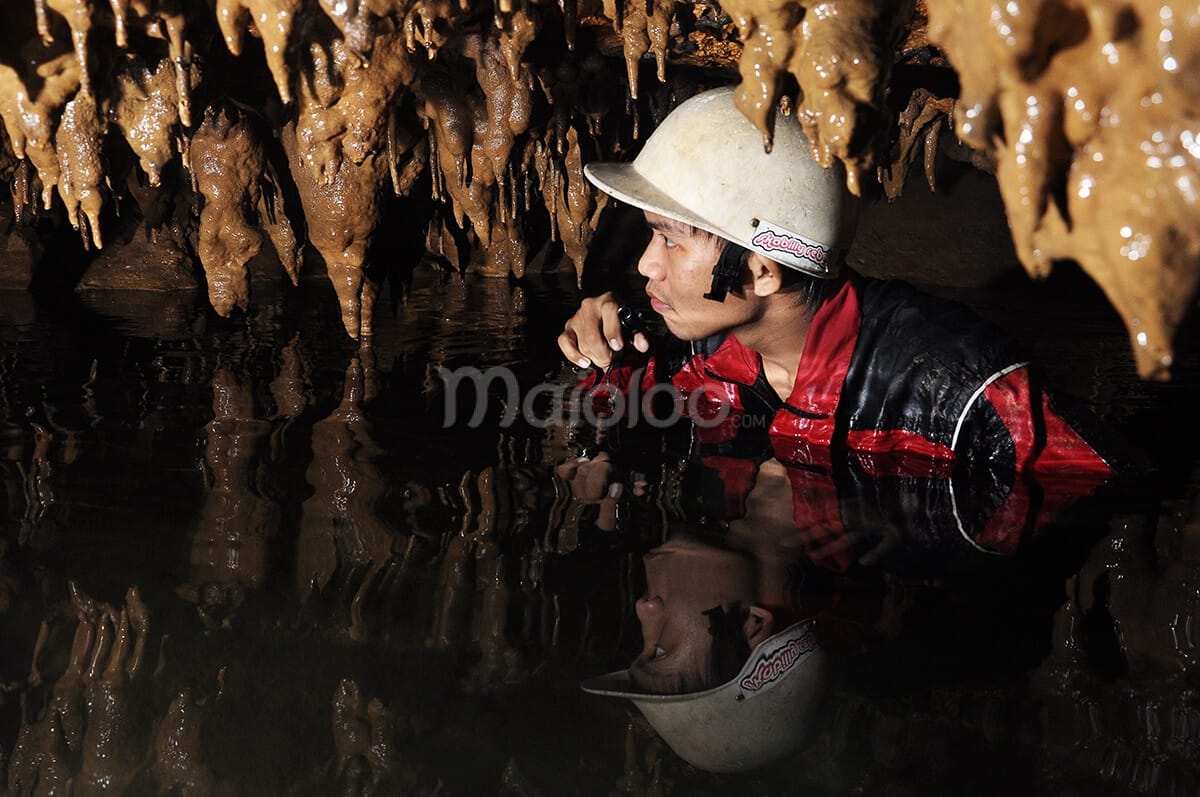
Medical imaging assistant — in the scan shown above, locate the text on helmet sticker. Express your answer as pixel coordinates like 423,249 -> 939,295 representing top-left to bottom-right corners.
738,628 -> 817,692
750,220 -> 832,273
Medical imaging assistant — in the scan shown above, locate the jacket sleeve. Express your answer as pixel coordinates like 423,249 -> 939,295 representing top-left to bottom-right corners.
952,364 -> 1113,548
967,365 -> 1114,476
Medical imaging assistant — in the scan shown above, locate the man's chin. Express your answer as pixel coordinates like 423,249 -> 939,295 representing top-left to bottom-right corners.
663,321 -> 698,341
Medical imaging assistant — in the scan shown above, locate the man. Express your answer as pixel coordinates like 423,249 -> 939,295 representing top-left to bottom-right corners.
558,86 -> 1114,483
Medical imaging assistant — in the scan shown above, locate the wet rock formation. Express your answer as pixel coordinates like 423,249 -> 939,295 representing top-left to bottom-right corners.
925,0 -> 1200,379
0,1 -> 1197,376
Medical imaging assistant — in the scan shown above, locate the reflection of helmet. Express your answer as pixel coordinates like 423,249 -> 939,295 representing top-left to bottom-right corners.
584,87 -> 858,279
582,621 -> 828,772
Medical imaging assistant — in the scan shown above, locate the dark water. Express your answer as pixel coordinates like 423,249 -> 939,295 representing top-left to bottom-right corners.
0,261 -> 1197,796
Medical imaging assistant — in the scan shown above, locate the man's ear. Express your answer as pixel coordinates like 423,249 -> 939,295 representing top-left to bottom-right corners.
747,254 -> 785,297
744,605 -> 776,647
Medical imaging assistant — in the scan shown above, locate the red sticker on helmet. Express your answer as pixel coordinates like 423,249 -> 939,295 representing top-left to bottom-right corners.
750,220 -> 833,274
738,627 -> 818,692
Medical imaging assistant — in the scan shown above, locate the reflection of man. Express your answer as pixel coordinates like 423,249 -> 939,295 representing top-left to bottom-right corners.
558,86 -> 1114,491
584,435 -> 1082,772
585,460 -> 881,773
630,459 -> 818,694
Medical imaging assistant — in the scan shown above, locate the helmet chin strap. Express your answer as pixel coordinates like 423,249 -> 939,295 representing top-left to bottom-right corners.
703,240 -> 750,302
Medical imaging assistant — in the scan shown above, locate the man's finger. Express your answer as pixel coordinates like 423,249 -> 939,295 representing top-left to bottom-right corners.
557,331 -> 592,369
601,303 -> 624,353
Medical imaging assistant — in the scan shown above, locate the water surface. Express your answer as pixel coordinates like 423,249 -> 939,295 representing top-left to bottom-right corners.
0,263 -> 1197,796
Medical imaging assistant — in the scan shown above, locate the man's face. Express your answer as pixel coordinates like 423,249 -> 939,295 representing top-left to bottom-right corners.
637,212 -> 759,341
631,535 -> 757,693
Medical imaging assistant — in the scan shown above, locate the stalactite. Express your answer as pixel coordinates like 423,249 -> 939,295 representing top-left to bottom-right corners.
465,33 -> 533,197
718,0 -> 913,196
111,55 -> 181,187
317,0 -> 378,58
190,105 -> 269,315
36,0 -> 96,97
882,88 -> 953,200
0,51 -> 81,210
498,5 -> 538,79
534,125 -> 604,282
189,102 -> 301,311
55,90 -> 105,249
126,1 -> 195,126
926,0 -> 1200,379
288,26 -> 415,337
215,0 -> 303,103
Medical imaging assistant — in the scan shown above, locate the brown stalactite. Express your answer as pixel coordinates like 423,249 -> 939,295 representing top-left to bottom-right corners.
38,0 -> 96,97
927,0 -> 1200,379
882,88 -> 954,200
55,90 -> 105,249
0,0 -> 1193,377
289,26 -> 416,337
0,49 -> 81,211
215,0 -> 303,103
112,55 -> 180,187
191,105 -> 266,315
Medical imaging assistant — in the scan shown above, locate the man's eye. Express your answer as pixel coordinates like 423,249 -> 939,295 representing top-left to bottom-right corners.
660,234 -> 678,249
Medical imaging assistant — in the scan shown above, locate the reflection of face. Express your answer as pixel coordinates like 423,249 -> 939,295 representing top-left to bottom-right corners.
637,212 -> 760,341
631,536 -> 757,694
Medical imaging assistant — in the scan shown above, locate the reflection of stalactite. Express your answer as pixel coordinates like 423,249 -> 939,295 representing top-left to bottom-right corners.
16,421 -> 56,545
1028,480 -> 1200,794
7,583 -> 150,795
296,345 -> 401,640
178,366 -> 281,628
329,679 -> 412,793
1042,494 -> 1200,681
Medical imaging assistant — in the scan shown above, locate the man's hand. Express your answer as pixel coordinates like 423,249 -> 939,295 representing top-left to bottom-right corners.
558,292 -> 650,369
555,452 -> 646,532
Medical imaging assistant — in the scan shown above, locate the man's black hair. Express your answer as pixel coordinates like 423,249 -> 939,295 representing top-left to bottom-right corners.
703,602 -> 753,685
778,266 -> 829,313
691,225 -> 830,314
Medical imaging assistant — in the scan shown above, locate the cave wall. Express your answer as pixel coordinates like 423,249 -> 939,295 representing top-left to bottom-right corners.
0,0 -> 1195,377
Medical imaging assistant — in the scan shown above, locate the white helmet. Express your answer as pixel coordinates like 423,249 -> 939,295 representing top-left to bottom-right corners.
582,620 -> 829,773
585,86 -> 858,279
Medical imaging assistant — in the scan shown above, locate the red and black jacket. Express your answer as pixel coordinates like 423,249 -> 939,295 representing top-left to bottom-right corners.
673,275 -> 1112,477
588,274 -> 1115,557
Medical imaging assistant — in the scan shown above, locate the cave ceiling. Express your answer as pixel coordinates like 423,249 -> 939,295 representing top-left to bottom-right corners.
0,0 -> 1196,378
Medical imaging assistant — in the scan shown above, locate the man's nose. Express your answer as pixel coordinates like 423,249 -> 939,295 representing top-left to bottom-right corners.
636,595 -> 663,626
635,596 -> 664,651
636,240 -> 664,280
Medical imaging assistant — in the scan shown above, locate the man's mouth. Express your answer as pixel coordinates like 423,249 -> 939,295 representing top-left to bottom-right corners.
648,293 -> 671,314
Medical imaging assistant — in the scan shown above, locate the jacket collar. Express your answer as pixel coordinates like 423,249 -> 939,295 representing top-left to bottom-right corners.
698,278 -> 863,417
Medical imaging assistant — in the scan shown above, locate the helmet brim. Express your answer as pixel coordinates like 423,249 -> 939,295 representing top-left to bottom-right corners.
585,161 -> 844,279
581,621 -> 828,773
584,162 -> 733,246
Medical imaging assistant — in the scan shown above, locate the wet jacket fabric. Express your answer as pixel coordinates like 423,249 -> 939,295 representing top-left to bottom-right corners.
587,274 -> 1114,557
671,275 -> 1112,477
